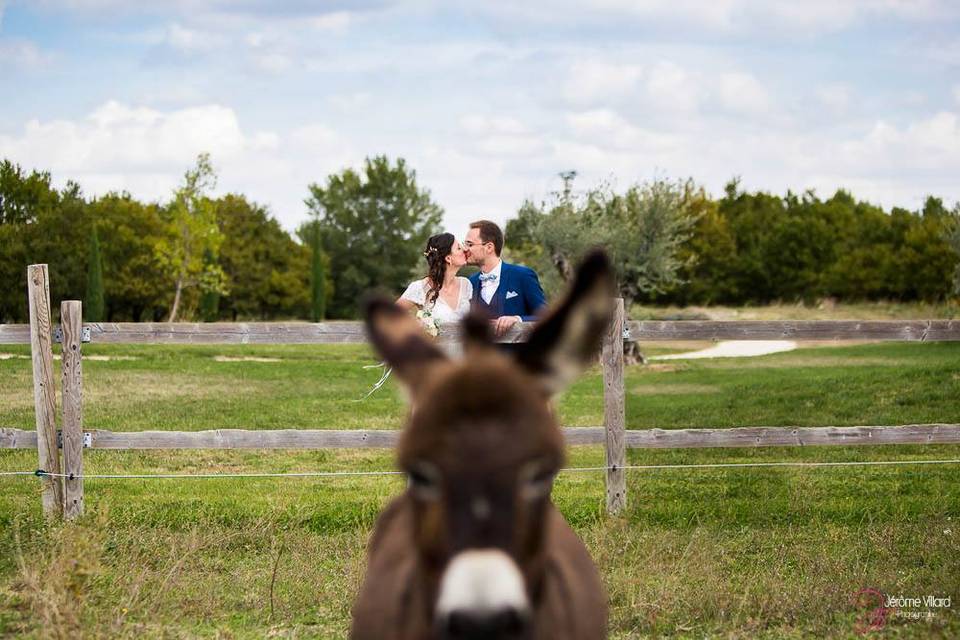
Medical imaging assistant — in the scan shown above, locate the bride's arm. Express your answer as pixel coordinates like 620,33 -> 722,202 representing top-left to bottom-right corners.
397,279 -> 425,311
396,297 -> 419,312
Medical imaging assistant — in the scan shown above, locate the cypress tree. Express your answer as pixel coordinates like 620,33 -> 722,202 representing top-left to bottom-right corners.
199,248 -> 220,322
85,226 -> 105,321
310,225 -> 326,322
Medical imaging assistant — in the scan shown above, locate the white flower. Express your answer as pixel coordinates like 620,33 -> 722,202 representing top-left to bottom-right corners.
415,308 -> 440,338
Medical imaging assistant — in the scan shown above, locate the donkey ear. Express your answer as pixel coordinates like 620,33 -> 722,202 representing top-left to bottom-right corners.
364,297 -> 448,396
460,310 -> 494,356
514,250 -> 616,396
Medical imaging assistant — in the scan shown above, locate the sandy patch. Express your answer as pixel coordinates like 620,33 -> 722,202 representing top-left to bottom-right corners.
83,372 -> 267,402
213,356 -> 283,363
650,340 -> 797,360
632,384 -> 719,395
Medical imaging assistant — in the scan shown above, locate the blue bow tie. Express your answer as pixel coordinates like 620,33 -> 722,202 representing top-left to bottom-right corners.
479,272 -> 498,283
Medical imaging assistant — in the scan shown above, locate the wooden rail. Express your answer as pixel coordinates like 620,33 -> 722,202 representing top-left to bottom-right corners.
4,263 -> 959,520
4,424 -> 959,450
2,319 -> 958,345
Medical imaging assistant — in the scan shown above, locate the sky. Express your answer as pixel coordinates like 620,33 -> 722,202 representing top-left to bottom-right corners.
1,0 -> 959,235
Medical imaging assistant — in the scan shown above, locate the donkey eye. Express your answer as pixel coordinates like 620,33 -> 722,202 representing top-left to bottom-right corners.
407,463 -> 441,500
522,466 -> 556,500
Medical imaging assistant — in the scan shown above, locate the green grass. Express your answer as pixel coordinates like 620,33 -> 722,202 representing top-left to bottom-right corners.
1,341 -> 959,638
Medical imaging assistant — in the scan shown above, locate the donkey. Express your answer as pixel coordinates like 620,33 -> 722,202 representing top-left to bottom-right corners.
352,250 -> 614,640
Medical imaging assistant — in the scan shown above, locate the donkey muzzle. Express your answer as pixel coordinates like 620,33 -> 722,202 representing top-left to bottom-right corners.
435,549 -> 532,640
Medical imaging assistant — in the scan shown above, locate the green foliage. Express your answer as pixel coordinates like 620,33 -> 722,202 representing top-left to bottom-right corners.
84,226 -> 105,322
0,160 -> 89,322
948,203 -> 960,295
87,193 -> 168,321
0,160 -> 60,321
3,154 -> 958,320
198,248 -> 220,322
154,153 -> 228,322
309,223 -> 327,322
667,182 -> 960,305
215,194 -> 311,320
304,156 -> 442,318
508,178 -> 700,305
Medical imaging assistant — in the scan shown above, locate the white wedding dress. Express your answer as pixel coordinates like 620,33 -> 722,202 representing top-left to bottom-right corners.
400,277 -> 473,324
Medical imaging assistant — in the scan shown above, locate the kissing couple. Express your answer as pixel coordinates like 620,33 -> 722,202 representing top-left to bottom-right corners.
397,220 -> 547,337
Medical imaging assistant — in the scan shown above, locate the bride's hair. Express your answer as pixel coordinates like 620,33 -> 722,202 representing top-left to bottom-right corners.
422,232 -> 455,305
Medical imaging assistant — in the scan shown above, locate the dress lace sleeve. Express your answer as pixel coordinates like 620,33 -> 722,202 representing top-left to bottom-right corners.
400,279 -> 427,307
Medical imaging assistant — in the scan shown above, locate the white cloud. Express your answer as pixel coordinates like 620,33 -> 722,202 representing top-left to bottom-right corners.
816,83 -> 852,113
164,22 -> 224,54
643,61 -> 701,113
554,107 -> 960,212
0,39 -> 54,69
954,86 -> 960,106
565,109 -> 677,152
0,101 -> 356,227
328,92 -> 373,112
458,115 -> 548,157
311,10 -> 352,34
563,60 -> 643,106
840,111 -> 960,170
476,0 -> 959,35
717,72 -> 771,114
460,115 -> 528,136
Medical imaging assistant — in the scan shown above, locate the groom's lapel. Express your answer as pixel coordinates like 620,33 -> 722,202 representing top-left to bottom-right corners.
495,262 -> 511,310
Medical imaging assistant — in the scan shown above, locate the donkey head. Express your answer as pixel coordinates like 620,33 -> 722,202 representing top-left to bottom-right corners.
364,250 -> 614,640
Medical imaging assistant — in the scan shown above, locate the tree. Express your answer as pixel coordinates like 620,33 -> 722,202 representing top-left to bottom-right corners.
947,203 -> 960,296
670,194 -> 738,305
0,160 -> 62,321
198,248 -> 220,322
309,223 -> 326,322
216,194 -> 312,320
305,156 -> 442,318
88,193 -> 169,321
155,154 -> 228,322
85,225 -> 105,321
512,177 -> 701,305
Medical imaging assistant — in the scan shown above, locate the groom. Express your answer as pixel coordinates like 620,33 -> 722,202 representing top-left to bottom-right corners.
464,220 -> 547,336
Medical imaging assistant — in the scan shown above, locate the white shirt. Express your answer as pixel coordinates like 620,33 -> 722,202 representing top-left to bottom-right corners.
399,277 -> 473,324
479,259 -> 502,304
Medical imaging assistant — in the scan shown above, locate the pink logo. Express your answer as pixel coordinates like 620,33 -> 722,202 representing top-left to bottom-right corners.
851,588 -> 892,634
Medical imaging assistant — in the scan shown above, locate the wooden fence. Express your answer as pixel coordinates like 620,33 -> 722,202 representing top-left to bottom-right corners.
2,264 -> 960,520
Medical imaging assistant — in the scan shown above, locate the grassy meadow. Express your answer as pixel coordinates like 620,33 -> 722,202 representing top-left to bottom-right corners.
0,337 -> 958,638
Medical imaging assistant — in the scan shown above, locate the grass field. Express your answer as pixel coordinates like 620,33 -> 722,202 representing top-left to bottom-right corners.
1,339 -> 959,638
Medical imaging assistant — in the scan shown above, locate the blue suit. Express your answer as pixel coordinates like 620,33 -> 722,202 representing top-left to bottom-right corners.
469,261 -> 547,322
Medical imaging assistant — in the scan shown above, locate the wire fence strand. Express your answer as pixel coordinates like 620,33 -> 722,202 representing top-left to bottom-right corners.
2,457 -> 958,480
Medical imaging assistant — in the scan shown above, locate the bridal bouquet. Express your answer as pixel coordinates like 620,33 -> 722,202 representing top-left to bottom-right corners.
359,305 -> 439,401
415,308 -> 440,338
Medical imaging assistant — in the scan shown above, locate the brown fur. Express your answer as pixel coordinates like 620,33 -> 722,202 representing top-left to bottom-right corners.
352,250 -> 614,640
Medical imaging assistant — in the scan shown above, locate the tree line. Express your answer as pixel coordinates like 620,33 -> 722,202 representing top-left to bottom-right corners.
1,155 -> 957,324
508,178 -> 960,308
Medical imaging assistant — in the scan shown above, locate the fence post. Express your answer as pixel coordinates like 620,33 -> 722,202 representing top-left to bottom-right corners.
61,300 -> 84,520
601,298 -> 626,515
28,264 -> 63,519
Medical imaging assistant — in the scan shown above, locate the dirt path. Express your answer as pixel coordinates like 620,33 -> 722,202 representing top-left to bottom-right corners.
650,340 -> 797,360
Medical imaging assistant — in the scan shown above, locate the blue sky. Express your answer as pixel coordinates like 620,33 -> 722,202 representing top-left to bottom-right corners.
2,0 -> 959,234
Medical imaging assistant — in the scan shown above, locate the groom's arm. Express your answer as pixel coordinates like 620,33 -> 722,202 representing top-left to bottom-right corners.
519,267 -> 547,323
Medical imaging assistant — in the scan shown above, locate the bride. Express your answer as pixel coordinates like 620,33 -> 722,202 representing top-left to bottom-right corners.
397,232 -> 473,324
